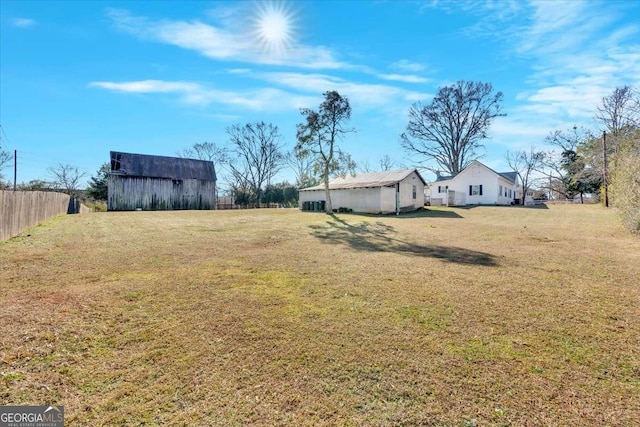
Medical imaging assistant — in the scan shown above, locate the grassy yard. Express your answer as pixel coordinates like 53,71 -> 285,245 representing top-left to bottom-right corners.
1,204 -> 638,425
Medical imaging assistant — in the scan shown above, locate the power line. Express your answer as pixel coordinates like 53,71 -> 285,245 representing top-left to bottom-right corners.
0,124 -> 14,149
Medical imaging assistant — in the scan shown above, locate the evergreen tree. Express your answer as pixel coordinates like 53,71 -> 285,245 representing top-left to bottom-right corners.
86,163 -> 110,200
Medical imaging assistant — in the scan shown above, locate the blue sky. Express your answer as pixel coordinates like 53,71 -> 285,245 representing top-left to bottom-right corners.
1,0 -> 639,188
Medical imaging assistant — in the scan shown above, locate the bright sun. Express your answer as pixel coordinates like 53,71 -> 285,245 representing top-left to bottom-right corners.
252,2 -> 296,55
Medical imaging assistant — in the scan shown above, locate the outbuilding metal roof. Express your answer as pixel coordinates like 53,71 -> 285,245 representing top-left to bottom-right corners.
110,151 -> 216,181
300,169 -> 426,191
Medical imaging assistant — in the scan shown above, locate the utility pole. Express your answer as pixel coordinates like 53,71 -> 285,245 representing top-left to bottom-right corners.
602,131 -> 609,208
13,150 -> 17,191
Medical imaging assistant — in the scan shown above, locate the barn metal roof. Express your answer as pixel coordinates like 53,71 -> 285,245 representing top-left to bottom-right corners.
110,151 -> 216,181
300,169 -> 426,191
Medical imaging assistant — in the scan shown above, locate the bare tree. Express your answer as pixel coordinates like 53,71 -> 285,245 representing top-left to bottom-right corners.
286,149 -> 319,188
17,179 -> 54,191
359,155 -> 396,173
178,141 -> 227,193
506,147 -> 544,205
378,155 -> 396,171
296,91 -> 356,214
545,126 -> 592,152
595,86 -> 638,136
401,80 -> 505,176
0,143 -> 11,182
226,121 -> 285,207
539,126 -> 600,200
48,163 -> 87,195
178,141 -> 226,163
358,160 -> 373,173
595,86 -> 640,158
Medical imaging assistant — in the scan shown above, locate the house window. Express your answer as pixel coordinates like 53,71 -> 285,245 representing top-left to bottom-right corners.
499,185 -> 502,196
437,185 -> 448,193
469,185 -> 483,196
412,185 -> 417,199
509,189 -> 512,198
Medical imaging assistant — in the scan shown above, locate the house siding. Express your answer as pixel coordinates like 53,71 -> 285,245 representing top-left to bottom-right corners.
398,171 -> 424,211
380,186 -> 396,213
299,170 -> 425,214
299,187 -> 385,213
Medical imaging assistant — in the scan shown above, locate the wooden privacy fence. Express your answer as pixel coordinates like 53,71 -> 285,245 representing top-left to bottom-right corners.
0,190 -> 89,241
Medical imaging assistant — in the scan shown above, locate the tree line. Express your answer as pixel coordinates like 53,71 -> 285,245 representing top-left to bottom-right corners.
1,82 -> 638,231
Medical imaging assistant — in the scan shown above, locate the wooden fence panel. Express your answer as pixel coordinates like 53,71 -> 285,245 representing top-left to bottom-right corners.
0,190 -> 73,241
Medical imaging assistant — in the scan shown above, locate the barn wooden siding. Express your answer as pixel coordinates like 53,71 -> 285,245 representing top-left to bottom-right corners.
108,175 -> 216,211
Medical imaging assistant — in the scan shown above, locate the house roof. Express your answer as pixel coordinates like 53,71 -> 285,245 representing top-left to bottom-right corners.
431,161 -> 517,184
300,169 -> 426,191
498,171 -> 518,183
110,151 -> 216,181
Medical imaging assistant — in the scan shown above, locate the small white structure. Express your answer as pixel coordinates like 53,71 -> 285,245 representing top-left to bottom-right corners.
427,160 -> 518,206
299,169 -> 426,214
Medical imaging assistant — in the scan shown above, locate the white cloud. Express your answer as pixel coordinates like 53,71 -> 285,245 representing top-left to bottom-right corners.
105,8 -> 348,70
403,91 -> 433,102
389,59 -> 426,73
89,79 -> 316,111
255,72 -> 430,108
90,80 -> 200,93
474,1 -> 640,128
12,18 -> 36,28
438,0 -> 639,135
377,74 -> 430,84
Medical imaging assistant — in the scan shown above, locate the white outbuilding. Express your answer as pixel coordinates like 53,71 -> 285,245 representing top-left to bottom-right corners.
299,169 -> 427,214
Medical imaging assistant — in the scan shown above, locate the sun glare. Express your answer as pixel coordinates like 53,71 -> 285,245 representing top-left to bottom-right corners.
251,2 -> 296,55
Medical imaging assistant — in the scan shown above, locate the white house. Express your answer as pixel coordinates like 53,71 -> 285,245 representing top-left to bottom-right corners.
299,169 -> 427,214
427,160 -> 518,206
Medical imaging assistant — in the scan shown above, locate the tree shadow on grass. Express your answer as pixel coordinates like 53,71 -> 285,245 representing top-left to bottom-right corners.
309,215 -> 498,266
454,204 -> 549,210
342,209 -> 463,219
411,209 -> 464,218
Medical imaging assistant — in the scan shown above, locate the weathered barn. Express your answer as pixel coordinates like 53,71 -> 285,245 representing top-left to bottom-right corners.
107,151 -> 216,211
299,169 -> 426,214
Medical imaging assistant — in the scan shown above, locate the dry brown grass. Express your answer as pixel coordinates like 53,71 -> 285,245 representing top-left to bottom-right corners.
1,204 -> 639,426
